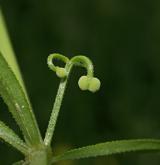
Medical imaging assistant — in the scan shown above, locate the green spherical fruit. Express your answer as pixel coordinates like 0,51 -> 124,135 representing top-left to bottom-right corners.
88,77 -> 101,92
78,76 -> 89,90
56,67 -> 67,78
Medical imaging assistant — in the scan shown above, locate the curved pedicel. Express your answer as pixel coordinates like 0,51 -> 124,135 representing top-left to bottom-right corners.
47,53 -> 69,72
44,53 -> 101,146
47,54 -> 101,92
47,53 -> 69,78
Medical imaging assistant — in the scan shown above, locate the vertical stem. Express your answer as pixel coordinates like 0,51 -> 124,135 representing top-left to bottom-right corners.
28,145 -> 52,165
44,55 -> 95,146
44,79 -> 68,146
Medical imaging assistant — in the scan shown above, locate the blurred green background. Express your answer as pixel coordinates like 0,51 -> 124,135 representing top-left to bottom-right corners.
0,0 -> 160,164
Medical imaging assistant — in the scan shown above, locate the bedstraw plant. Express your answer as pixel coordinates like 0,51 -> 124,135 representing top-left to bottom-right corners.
0,10 -> 160,165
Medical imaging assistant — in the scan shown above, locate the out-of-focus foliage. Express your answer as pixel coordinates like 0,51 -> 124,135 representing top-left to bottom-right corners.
0,0 -> 160,164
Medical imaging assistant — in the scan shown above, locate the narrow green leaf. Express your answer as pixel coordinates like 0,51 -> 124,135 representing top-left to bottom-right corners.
51,139 -> 160,163
0,9 -> 34,122
0,9 -> 25,91
12,160 -> 26,165
0,120 -> 28,154
0,52 -> 42,145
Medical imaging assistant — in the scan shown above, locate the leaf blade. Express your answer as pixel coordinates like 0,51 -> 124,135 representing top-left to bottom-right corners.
0,52 -> 42,145
0,9 -> 25,91
52,139 -> 160,163
0,120 -> 28,154
12,160 -> 25,165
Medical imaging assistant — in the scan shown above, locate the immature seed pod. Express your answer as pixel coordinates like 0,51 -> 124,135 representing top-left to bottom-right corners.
88,77 -> 101,92
56,67 -> 67,78
78,76 -> 89,90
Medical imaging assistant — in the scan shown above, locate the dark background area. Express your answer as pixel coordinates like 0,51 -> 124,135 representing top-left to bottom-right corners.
0,0 -> 160,164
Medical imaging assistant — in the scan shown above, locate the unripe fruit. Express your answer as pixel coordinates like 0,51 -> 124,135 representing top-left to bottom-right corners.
78,76 -> 89,90
56,67 -> 67,78
88,77 -> 101,92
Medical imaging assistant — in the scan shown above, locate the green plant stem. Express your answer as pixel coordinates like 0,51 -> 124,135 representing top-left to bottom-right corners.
44,78 -> 68,146
27,145 -> 52,165
44,55 -> 95,146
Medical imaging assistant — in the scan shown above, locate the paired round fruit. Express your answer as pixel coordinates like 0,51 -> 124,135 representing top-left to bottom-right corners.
78,76 -> 101,93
